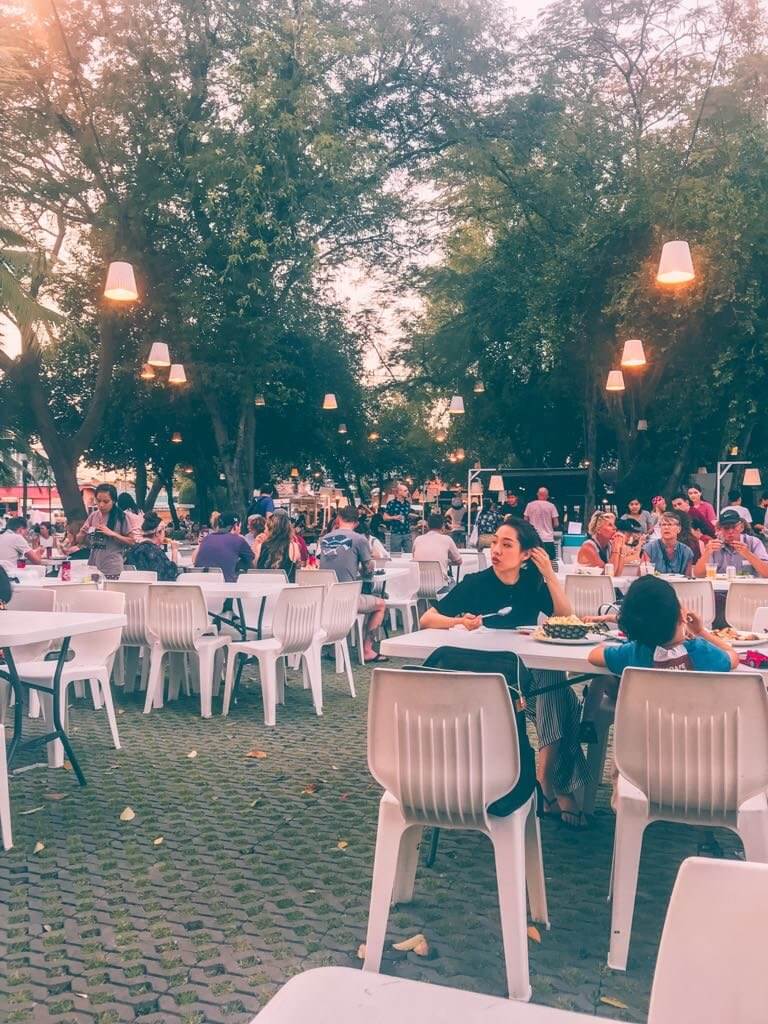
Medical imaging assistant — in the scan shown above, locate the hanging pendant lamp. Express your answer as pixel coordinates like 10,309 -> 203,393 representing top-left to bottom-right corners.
488,474 -> 504,491
139,363 -> 155,381
322,393 -> 338,410
290,467 -> 300,478
743,468 -> 762,487
621,339 -> 646,368
455,448 -> 465,460
171,431 -> 182,444
368,430 -> 380,441
473,379 -> 485,394
435,429 -> 447,443
168,363 -> 187,385
147,342 -> 171,367
254,394 -> 266,407
656,240 -> 695,285
104,261 -> 138,302
637,419 -> 648,431
448,395 -> 465,414
605,370 -> 625,392
338,423 -> 347,434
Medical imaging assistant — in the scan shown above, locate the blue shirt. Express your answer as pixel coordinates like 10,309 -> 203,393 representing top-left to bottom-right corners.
194,531 -> 254,581
643,539 -> 693,575
604,637 -> 731,675
385,498 -> 411,535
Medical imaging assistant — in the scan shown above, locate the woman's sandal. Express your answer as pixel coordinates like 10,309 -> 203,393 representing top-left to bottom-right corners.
539,794 -> 561,820
559,808 -> 589,830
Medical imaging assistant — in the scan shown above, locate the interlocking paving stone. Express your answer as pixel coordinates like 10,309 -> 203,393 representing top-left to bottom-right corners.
0,658 -> 746,1023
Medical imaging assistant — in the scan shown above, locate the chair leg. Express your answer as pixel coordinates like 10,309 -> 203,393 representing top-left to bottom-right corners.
276,658 -> 286,704
523,797 -> 549,927
737,809 -> 768,862
341,639 -> 355,698
143,648 -> 165,714
222,648 -> 239,717
96,671 -> 121,750
196,646 -> 215,719
363,796 -> 409,974
139,647 -> 150,692
356,618 -> 366,666
257,654 -> 278,727
607,799 -> 647,971
27,688 -> 41,719
490,813 -> 532,1001
392,825 -> 422,905
88,678 -> 103,710
302,646 -> 323,717
122,647 -> 140,692
389,609 -> 397,631
582,714 -> 612,816
0,724 -> 11,850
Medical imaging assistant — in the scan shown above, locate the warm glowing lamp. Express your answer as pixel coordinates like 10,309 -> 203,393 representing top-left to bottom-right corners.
656,240 -> 695,285
168,363 -> 187,385
254,394 -> 266,407
744,468 -> 762,487
338,423 -> 347,434
473,379 -> 485,393
171,431 -> 182,444
147,342 -> 171,367
139,363 -> 155,381
322,393 -> 338,410
605,370 -> 625,392
104,261 -> 138,301
290,467 -> 300,478
488,474 -> 504,491
621,339 -> 646,368
448,395 -> 465,414
368,430 -> 380,441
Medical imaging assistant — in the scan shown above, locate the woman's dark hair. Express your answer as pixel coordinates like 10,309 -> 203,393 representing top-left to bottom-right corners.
141,512 -> 163,535
260,512 -> 293,568
247,514 -> 266,535
427,513 -> 444,530
499,517 -> 546,581
626,497 -> 642,508
95,483 -> 126,532
354,521 -> 371,537
618,576 -> 681,648
117,492 -> 140,514
218,511 -> 240,531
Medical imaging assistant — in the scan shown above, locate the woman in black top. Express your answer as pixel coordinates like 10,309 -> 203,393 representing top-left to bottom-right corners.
254,512 -> 300,581
422,518 -> 590,829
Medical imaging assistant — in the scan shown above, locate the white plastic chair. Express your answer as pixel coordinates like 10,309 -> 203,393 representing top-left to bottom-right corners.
668,579 -> 715,629
105,581 -> 153,692
7,588 -> 55,612
416,560 -> 448,604
296,568 -> 337,586
310,581 -> 361,698
221,586 -> 324,726
384,566 -> 420,633
725,580 -> 768,631
752,606 -> 768,632
648,857 -> 768,1024
144,584 -> 230,717
0,724 -> 11,850
3,588 -> 57,721
12,590 -> 125,759
564,574 -> 615,617
608,666 -> 768,971
182,568 -> 224,580
362,667 -> 548,1001
118,569 -> 157,582
247,568 -> 288,580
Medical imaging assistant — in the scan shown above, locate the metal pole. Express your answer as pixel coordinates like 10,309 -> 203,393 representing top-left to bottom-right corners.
716,460 -> 750,517
21,458 -> 28,518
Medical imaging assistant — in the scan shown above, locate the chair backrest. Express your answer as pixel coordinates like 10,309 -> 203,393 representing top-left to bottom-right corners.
386,567 -> 419,603
271,586 -> 323,654
50,583 -> 99,612
147,584 -> 210,650
320,581 -> 362,643
247,568 -> 288,580
614,667 -> 768,821
563,574 -> 615,617
648,857 -> 768,1024
752,606 -> 768,632
367,667 -> 520,827
182,569 -> 224,581
417,560 -> 446,600
8,588 -> 55,612
54,589 -> 126,666
296,568 -> 337,587
118,569 -> 157,582
105,581 -> 151,645
668,580 -> 715,629
725,580 -> 768,631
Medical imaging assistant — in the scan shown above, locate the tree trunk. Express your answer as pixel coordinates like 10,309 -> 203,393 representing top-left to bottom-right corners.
662,436 -> 692,497
144,475 -> 165,512
135,459 -> 148,509
203,392 -> 254,516
166,477 -> 179,527
47,448 -> 86,527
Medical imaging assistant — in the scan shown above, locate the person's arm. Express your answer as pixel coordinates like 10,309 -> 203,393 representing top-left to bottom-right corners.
240,537 -> 255,566
609,535 -> 625,575
382,504 -> 402,523
523,504 -> 531,522
577,541 -> 601,567
74,516 -> 91,545
447,537 -> 462,566
693,538 -> 719,577
684,612 -> 739,669
420,606 -> 483,630
550,505 -> 559,530
529,548 -> 572,616
24,539 -> 43,565
587,645 -> 608,667
733,538 -> 768,578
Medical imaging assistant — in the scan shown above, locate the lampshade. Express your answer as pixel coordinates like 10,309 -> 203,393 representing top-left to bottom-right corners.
254,394 -> 266,407
168,363 -> 187,385
338,423 -> 347,434
489,474 -> 504,491
729,445 -> 740,457
621,338 -> 646,368
637,419 -> 648,431
104,261 -> 138,302
454,448 -> 465,460
744,468 -> 762,487
290,467 -> 300,478
139,363 -> 155,381
448,395 -> 465,414
147,342 -> 171,367
473,379 -> 485,394
171,431 -> 182,444
605,370 -> 625,392
368,431 -> 380,441
448,452 -> 457,463
322,393 -> 338,410
435,430 -> 447,443
656,240 -> 695,285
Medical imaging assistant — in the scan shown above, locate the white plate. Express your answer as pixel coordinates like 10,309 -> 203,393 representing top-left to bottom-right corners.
533,634 -> 601,646
714,634 -> 768,648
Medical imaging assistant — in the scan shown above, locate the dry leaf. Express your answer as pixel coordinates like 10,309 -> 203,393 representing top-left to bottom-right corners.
337,840 -> 349,850
246,749 -> 268,759
74,992 -> 89,999
119,806 -> 136,822
187,750 -> 198,759
117,709 -> 125,716
20,806 -> 44,815
356,944 -> 367,960
153,836 -> 164,846
339,792 -> 350,801
527,926 -> 542,944
331,764 -> 339,771
249,799 -> 261,808
600,997 -> 629,1010
44,792 -> 68,801
42,924 -> 52,932
392,933 -> 427,952
33,841 -> 45,854
302,783 -> 318,795
62,760 -> 72,772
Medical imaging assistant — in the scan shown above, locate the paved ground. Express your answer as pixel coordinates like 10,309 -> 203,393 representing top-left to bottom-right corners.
0,657 -> 743,1024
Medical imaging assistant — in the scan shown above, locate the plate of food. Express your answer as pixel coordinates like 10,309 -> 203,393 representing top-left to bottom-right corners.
532,616 -> 602,645
711,628 -> 768,647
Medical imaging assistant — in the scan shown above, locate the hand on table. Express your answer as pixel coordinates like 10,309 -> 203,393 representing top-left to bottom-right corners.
455,613 -> 482,631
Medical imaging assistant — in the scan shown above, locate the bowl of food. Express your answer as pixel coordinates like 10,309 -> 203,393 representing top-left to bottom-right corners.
542,615 -> 591,640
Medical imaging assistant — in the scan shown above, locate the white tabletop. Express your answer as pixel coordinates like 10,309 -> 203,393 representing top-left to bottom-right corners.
15,577 -> 99,588
0,611 -> 126,647
558,570 -> 768,595
172,578 -> 296,598
251,967 -> 595,1023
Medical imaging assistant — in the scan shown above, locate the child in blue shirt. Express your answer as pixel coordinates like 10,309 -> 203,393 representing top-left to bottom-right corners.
588,575 -> 739,674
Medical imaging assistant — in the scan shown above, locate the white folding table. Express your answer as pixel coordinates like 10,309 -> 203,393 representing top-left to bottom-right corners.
172,578 -> 296,640
251,967 -> 597,1023
0,610 -> 126,785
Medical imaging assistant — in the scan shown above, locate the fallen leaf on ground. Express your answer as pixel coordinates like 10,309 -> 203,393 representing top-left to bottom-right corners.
62,760 -> 72,772
187,750 -> 198,759
245,749 -> 268,759
339,792 -> 350,801
42,924 -> 52,932
33,841 -> 45,854
600,997 -> 629,1010
74,992 -> 89,999
331,764 -> 339,771
119,806 -> 136,822
527,926 -> 541,944
153,836 -> 164,846
106,764 -> 120,771
302,783 -> 318,795
44,792 -> 68,801
20,806 -> 44,815
117,709 -> 125,716
356,944 -> 366,960
337,840 -> 349,850
392,933 -> 427,952
249,799 -> 261,808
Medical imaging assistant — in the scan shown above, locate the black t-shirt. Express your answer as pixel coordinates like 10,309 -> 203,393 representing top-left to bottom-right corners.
435,567 -> 553,628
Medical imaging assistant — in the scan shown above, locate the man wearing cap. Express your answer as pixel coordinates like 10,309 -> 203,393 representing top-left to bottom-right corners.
693,508 -> 768,578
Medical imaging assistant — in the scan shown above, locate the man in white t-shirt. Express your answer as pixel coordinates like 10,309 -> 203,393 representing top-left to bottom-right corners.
721,489 -> 753,525
413,514 -> 463,580
0,516 -> 44,565
524,487 -> 559,557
